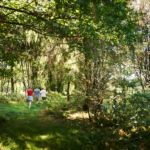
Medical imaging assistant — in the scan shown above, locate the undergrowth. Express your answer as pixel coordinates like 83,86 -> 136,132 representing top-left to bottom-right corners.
0,91 -> 150,150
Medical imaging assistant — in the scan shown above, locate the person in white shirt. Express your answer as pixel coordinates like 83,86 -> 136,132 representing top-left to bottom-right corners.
40,88 -> 47,101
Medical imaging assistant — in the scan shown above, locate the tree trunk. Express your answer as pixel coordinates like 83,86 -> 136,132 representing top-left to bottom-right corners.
16,84 -> 17,93
21,59 -> 27,96
1,79 -> 4,93
32,62 -> 38,88
6,80 -> 10,95
46,70 -> 56,91
27,62 -> 30,88
67,81 -> 70,101
84,38 -> 90,105
57,81 -> 63,93
83,38 -> 92,122
11,77 -> 14,93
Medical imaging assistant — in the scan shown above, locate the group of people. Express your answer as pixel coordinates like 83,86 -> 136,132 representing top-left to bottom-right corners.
26,87 -> 47,109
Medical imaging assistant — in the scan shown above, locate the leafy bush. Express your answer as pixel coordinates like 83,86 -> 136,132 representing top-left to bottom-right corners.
104,92 -> 149,129
47,91 -> 66,101
85,129 -> 107,150
0,94 -> 9,103
6,93 -> 25,103
0,93 -> 25,103
86,91 -> 150,150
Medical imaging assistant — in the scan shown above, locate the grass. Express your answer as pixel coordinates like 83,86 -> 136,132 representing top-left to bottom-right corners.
0,101 -> 88,150
0,93 -> 150,150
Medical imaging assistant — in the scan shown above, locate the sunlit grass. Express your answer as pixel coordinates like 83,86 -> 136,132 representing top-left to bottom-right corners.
68,111 -> 89,119
0,100 -> 89,150
1,93 -> 150,150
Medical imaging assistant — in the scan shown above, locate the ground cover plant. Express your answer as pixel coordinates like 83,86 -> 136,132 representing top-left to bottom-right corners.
0,94 -> 89,150
0,92 -> 150,150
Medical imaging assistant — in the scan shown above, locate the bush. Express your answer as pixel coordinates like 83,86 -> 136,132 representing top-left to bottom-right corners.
0,93 -> 26,103
0,94 -> 9,103
98,91 -> 150,131
85,129 -> 106,150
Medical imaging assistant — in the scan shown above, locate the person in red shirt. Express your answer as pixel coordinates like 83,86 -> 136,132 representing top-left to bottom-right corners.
26,87 -> 33,109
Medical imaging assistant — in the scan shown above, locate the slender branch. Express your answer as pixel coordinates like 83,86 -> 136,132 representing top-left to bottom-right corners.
2,1 -> 34,18
0,5 -> 78,21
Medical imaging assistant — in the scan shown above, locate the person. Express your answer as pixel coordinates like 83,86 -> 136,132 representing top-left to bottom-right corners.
26,87 -> 33,109
33,87 -> 41,105
40,88 -> 47,102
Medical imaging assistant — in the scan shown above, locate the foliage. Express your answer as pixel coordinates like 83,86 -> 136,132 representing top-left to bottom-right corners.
100,91 -> 150,129
0,93 -> 25,103
0,91 -> 150,149
85,129 -> 107,150
0,94 -> 9,103
84,91 -> 150,150
0,0 -> 150,148
0,98 -> 88,150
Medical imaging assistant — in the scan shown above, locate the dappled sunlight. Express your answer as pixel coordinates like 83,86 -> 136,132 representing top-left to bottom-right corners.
71,129 -> 80,134
0,121 -> 88,150
1,93 -> 150,150
39,135 -> 50,140
25,142 -> 35,149
0,0 -> 150,149
9,101 -> 18,104
0,101 -> 88,150
68,112 -> 89,120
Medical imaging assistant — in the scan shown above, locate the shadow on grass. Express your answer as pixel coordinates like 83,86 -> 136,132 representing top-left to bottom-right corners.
1,102 -> 150,150
0,117 -> 88,150
0,102 -> 88,150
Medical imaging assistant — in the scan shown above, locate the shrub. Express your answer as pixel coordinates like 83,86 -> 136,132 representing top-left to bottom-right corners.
0,93 -> 26,103
99,91 -> 150,131
0,94 -> 9,103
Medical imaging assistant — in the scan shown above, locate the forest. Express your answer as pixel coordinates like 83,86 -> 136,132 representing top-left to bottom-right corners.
0,0 -> 150,149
